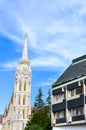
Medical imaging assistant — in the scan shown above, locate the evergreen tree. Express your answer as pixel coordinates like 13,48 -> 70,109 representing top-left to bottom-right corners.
46,89 -> 51,108
34,88 -> 45,111
24,108 -> 51,130
25,124 -> 43,130
46,89 -> 51,117
24,88 -> 51,130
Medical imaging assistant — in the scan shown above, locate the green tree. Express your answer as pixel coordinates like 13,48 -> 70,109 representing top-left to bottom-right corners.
25,108 -> 51,130
25,124 -> 43,130
46,89 -> 51,108
46,89 -> 51,117
34,88 -> 45,111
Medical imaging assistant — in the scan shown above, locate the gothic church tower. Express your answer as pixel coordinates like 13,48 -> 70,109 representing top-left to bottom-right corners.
2,34 -> 31,130
12,34 -> 32,130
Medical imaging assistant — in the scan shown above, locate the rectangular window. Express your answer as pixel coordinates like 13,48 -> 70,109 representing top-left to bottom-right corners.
54,93 -> 65,101
70,107 -> 84,117
71,89 -> 76,96
76,87 -> 83,95
68,91 -> 71,97
55,110 -> 65,119
76,107 -> 83,115
68,86 -> 83,97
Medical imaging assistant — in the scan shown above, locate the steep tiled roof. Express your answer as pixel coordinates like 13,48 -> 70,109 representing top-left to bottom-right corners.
53,55 -> 86,87
0,115 -> 3,123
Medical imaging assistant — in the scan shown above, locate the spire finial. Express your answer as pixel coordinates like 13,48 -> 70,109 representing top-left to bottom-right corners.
22,33 -> 28,60
24,32 -> 28,38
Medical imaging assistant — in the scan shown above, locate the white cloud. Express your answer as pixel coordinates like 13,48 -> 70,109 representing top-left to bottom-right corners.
0,61 -> 18,70
31,56 -> 67,68
0,29 -> 22,44
33,81 -> 51,87
0,0 -> 86,70
33,77 -> 56,87
0,55 -> 67,71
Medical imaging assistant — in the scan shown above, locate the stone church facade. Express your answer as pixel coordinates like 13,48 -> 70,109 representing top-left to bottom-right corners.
2,34 -> 32,130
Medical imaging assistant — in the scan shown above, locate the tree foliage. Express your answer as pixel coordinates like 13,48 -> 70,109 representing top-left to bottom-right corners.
25,124 -> 43,130
46,89 -> 51,108
24,88 -> 51,130
25,108 -> 51,130
34,88 -> 45,111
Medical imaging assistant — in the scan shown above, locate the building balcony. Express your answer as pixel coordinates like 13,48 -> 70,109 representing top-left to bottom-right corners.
52,98 -> 65,105
56,117 -> 66,124
67,82 -> 78,90
72,114 -> 85,121
52,87 -> 65,95
67,94 -> 80,101
52,99 -> 66,112
67,94 -> 84,109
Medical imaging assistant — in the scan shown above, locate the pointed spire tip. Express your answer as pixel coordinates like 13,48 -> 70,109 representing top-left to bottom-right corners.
22,33 -> 28,60
24,32 -> 28,38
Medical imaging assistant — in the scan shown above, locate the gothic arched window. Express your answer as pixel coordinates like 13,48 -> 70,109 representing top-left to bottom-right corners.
19,83 -> 21,91
19,96 -> 20,105
23,96 -> 25,105
23,110 -> 24,119
24,83 -> 26,91
23,109 -> 25,119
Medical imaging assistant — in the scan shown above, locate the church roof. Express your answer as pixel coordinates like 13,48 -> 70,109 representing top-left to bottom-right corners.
0,115 -> 3,123
52,55 -> 86,88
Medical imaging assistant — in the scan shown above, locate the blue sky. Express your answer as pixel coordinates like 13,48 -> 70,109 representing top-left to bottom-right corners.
0,0 -> 86,114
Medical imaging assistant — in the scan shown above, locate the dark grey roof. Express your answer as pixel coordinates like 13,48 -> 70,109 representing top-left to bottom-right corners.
53,55 -> 86,87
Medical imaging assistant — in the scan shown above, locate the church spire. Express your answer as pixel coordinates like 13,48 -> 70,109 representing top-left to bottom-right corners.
22,33 -> 28,60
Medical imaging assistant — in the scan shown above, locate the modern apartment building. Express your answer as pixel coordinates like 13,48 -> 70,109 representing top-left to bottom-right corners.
52,55 -> 86,128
